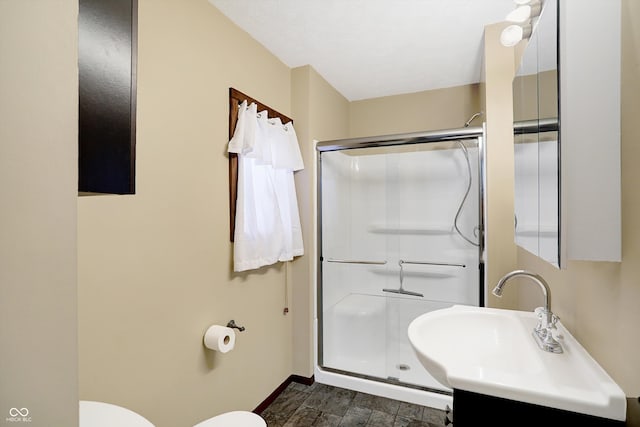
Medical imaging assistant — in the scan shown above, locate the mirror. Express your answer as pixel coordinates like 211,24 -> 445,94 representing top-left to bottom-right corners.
512,0 -> 559,267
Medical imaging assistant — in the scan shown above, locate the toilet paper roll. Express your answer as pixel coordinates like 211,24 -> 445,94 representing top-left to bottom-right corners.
203,325 -> 236,353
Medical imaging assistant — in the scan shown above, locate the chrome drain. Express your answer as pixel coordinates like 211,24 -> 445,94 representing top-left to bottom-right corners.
396,364 -> 410,371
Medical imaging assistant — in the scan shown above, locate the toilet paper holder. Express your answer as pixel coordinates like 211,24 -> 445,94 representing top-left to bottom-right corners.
226,320 -> 245,332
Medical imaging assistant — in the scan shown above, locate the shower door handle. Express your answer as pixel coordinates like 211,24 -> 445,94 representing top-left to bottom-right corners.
325,259 -> 387,265
400,260 -> 466,268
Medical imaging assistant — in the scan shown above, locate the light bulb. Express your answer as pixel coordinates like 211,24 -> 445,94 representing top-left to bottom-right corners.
506,2 -> 542,23
500,24 -> 532,47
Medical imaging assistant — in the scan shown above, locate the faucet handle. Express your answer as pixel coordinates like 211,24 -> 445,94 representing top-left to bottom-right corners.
534,307 -> 547,330
549,313 -> 563,340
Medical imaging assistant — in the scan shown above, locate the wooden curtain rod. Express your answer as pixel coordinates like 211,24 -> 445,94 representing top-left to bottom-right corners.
229,88 -> 292,128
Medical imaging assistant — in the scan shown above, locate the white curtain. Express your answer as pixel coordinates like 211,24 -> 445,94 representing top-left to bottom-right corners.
228,100 -> 304,272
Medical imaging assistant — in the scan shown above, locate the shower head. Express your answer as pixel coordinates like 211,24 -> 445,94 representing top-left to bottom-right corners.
464,112 -> 483,128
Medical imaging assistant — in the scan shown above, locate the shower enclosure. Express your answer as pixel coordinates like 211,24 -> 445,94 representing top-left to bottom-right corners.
315,127 -> 485,407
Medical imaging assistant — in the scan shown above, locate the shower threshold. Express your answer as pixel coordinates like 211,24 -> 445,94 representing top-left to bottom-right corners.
315,365 -> 452,410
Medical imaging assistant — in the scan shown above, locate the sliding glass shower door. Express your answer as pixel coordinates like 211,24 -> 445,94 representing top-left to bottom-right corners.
318,136 -> 483,392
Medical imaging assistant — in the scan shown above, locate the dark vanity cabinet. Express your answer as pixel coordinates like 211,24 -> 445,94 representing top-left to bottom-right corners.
78,0 -> 137,194
450,389 -> 628,427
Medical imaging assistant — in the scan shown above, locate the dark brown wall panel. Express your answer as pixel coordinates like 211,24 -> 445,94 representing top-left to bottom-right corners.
79,0 -> 137,194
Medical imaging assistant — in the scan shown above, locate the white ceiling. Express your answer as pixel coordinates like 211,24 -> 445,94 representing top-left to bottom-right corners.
209,0 -> 515,101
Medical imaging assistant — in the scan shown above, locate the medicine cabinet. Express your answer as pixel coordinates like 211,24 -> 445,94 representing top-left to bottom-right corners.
512,0 -> 621,268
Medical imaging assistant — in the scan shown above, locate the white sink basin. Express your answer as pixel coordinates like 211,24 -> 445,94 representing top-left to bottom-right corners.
407,305 -> 626,421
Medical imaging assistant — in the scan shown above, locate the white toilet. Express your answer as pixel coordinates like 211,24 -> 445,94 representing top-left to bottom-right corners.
193,410 -> 266,427
80,400 -> 266,427
79,401 -> 155,427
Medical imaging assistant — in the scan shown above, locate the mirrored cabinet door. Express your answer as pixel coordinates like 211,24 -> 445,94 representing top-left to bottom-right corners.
535,0 -> 559,267
513,0 -> 559,267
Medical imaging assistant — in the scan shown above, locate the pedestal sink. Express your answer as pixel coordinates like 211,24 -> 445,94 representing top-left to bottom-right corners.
407,305 -> 626,421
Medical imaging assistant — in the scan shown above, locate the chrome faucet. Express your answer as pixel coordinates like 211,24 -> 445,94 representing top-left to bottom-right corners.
492,270 -> 563,354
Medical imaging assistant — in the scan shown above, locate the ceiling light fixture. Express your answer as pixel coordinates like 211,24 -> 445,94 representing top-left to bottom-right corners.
500,0 -> 542,47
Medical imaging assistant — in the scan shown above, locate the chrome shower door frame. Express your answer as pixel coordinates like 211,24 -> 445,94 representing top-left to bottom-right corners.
315,125 -> 486,391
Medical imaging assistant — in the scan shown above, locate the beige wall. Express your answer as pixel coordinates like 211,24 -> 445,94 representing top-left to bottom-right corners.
483,23 -> 519,308
515,0 -> 640,396
77,1 -> 294,426
349,85 -> 481,138
514,70 -> 557,123
0,1 -> 79,426
291,66 -> 350,376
